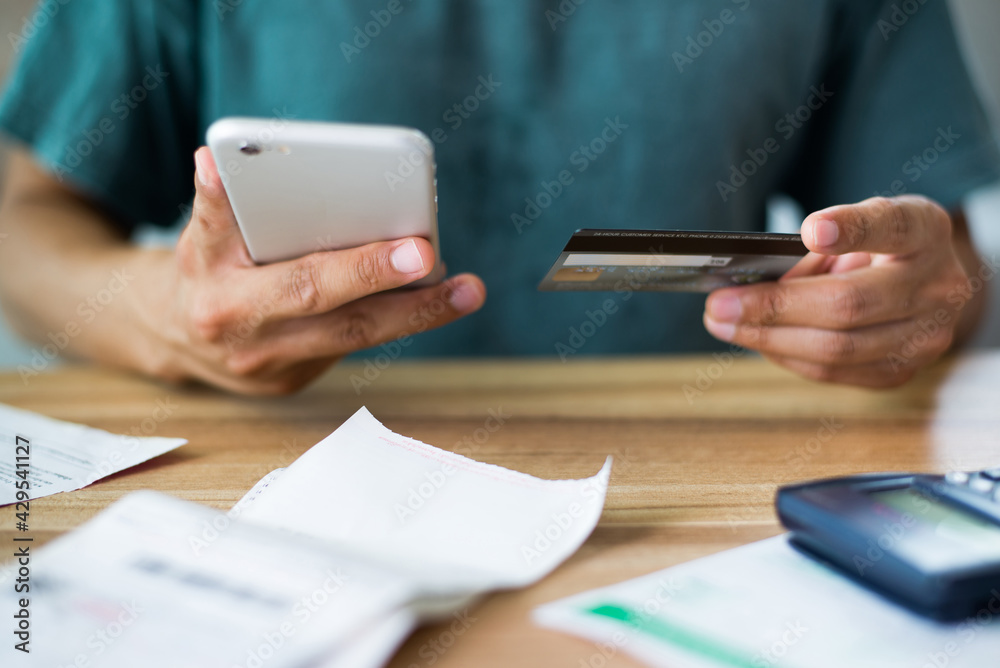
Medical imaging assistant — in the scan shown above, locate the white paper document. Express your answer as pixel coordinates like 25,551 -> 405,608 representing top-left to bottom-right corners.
315,608 -> 418,668
1,407 -> 610,666
0,491 -> 415,667
534,535 -> 1000,668
0,402 -> 186,505
237,407 -> 613,596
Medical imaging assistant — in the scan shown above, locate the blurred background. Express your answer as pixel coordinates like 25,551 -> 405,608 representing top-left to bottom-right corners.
0,0 -> 998,367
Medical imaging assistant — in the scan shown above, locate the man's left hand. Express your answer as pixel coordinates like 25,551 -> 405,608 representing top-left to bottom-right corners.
703,196 -> 979,388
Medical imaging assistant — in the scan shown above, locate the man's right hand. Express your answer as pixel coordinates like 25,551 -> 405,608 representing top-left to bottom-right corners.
0,148 -> 485,395
137,147 -> 486,394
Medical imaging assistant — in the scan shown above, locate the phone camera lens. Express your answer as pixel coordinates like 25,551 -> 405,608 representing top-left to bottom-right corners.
239,141 -> 262,156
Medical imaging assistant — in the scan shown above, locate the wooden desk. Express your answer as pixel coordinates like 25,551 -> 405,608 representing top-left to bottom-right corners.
3,352 -> 999,667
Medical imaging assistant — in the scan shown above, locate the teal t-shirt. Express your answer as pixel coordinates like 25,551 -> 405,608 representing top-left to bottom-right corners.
2,0 -> 998,357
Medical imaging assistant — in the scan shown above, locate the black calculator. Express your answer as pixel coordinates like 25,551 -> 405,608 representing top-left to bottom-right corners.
777,468 -> 1000,621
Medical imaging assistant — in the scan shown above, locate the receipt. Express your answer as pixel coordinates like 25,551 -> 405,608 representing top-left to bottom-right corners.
0,403 -> 186,505
237,407 -> 612,596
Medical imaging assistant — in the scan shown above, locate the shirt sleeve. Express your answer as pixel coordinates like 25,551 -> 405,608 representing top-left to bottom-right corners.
779,0 -> 1000,212
0,0 -> 200,233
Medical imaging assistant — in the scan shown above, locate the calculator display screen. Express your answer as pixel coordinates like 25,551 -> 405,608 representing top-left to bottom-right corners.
868,488 -> 1000,569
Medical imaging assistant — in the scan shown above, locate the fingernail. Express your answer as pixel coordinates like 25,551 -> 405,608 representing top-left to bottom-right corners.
195,151 -> 211,188
813,218 -> 839,249
704,316 -> 736,342
448,281 -> 481,313
708,294 -> 742,323
390,240 -> 425,274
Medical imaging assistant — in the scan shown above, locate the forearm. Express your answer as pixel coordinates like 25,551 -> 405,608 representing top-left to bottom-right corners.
0,155 -> 175,377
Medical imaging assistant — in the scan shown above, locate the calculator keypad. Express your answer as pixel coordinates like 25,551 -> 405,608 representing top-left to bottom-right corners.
944,470 -> 998,497
969,476 -> 996,495
916,468 -> 1000,527
945,471 -> 970,485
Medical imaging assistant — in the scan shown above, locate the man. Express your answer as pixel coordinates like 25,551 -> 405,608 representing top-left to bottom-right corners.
0,0 -> 997,394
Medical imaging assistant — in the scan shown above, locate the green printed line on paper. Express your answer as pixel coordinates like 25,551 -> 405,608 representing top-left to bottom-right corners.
585,603 -> 761,668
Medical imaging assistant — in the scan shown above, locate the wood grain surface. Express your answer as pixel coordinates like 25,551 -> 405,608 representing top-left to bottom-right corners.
2,352 -> 999,667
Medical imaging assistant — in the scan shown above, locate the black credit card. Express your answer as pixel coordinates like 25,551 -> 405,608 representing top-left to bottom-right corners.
538,229 -> 808,293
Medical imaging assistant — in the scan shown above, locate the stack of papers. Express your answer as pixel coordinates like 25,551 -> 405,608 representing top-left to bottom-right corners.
534,536 -> 1000,668
2,407 -> 611,666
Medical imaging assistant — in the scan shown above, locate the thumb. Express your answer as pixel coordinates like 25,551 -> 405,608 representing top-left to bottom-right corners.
191,147 -> 243,251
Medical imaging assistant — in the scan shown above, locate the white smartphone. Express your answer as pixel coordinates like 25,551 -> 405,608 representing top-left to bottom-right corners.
206,117 -> 444,285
